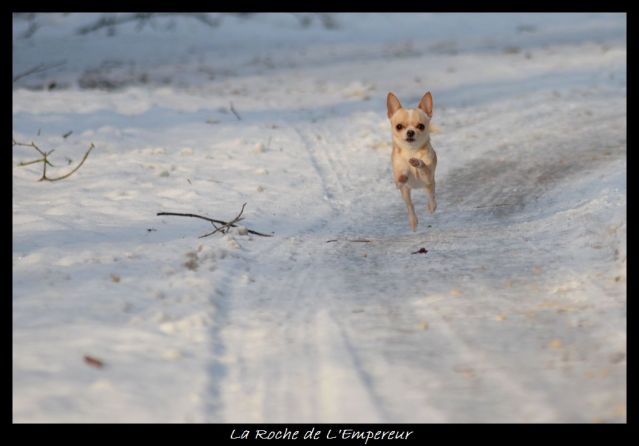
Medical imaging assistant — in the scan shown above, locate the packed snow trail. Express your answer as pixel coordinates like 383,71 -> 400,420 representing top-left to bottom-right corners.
204,99 -> 625,422
13,13 -> 625,422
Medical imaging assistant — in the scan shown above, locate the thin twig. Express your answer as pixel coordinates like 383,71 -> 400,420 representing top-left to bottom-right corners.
199,202 -> 246,238
13,139 -> 46,156
157,212 -> 231,227
326,239 -> 372,243
157,205 -> 273,237
76,13 -> 153,34
13,61 -> 66,83
13,140 -> 55,173
18,158 -> 47,167
474,203 -> 515,209
44,143 -> 95,182
229,102 -> 242,120
21,21 -> 39,39
14,138 -> 94,181
76,13 -> 220,35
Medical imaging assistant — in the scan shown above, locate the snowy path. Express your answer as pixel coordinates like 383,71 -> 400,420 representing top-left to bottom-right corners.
13,13 -> 625,422
206,99 -> 625,423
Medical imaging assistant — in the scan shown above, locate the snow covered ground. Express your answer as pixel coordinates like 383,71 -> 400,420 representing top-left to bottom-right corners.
13,13 -> 626,423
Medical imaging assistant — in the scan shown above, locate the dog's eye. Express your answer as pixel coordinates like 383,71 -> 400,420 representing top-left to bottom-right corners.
395,124 -> 404,130
416,124 -> 425,130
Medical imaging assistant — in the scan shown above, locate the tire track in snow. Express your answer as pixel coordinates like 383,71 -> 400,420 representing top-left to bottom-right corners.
293,121 -> 395,420
426,305 -> 560,422
207,123 -> 387,421
208,236 -> 386,422
293,122 -> 453,421
294,125 -> 347,211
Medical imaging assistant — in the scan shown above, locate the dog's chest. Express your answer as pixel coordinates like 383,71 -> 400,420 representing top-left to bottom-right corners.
392,144 -> 436,188
405,169 -> 427,188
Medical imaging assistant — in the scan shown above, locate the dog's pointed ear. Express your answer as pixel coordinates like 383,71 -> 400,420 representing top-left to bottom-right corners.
387,92 -> 402,119
418,92 -> 433,118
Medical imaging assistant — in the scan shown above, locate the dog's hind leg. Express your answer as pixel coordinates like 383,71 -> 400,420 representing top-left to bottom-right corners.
412,162 -> 436,214
400,186 -> 418,231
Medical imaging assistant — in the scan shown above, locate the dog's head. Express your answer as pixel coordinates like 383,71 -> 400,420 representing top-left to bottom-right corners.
387,92 -> 433,150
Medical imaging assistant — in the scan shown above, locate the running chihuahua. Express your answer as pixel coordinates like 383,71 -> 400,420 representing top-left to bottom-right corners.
387,91 -> 437,231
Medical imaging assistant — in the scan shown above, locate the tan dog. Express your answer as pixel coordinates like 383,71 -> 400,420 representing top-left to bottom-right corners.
387,91 -> 437,231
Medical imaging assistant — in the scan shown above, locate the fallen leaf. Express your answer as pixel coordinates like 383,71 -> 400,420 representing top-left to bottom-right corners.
548,339 -> 563,349
184,259 -> 198,271
84,355 -> 104,369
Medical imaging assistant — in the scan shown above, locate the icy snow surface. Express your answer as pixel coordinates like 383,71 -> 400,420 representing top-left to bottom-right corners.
13,13 -> 626,422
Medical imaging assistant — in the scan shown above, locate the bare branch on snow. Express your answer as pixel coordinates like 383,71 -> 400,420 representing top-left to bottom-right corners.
13,61 -> 66,83
157,203 -> 273,238
229,102 -> 242,121
76,13 -> 222,35
13,138 -> 95,182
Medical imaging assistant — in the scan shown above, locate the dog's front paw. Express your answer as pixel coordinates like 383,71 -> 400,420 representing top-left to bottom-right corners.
409,158 -> 423,168
396,174 -> 408,188
428,199 -> 437,214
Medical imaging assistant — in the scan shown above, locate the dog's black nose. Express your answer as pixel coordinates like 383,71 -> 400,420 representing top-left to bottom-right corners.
406,130 -> 415,137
